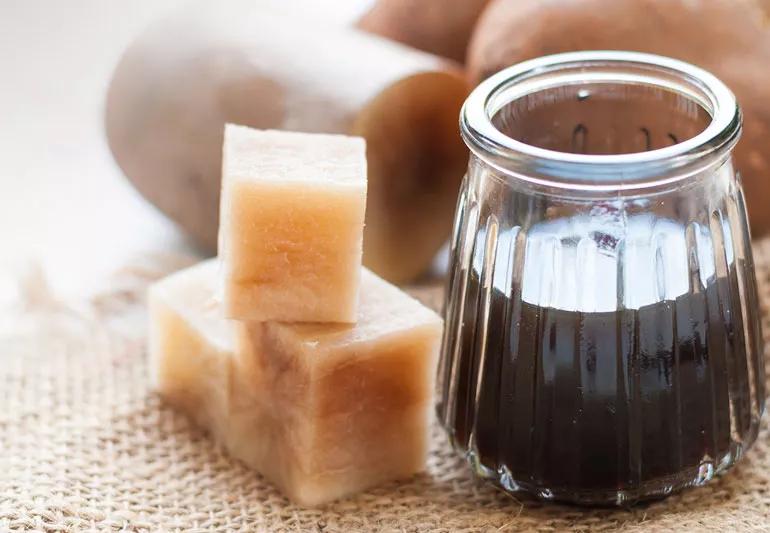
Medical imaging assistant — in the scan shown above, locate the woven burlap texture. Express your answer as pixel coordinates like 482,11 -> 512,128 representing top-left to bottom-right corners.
1,245 -> 768,533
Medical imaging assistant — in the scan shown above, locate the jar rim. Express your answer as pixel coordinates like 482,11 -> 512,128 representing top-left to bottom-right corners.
461,51 -> 742,191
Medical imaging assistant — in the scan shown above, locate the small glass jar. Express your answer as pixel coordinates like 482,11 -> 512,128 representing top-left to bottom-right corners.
436,51 -> 766,505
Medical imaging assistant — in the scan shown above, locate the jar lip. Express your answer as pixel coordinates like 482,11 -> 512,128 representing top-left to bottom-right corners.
461,51 -> 742,191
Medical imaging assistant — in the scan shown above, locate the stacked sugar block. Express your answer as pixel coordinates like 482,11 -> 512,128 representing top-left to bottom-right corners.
148,125 -> 443,507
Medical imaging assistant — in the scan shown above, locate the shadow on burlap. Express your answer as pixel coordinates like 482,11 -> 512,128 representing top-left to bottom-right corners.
0,246 -> 768,532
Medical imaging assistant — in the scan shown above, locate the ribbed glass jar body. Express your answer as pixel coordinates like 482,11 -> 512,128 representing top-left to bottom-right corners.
436,52 -> 765,505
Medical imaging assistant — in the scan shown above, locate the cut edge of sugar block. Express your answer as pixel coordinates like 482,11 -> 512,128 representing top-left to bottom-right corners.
147,259 -> 232,437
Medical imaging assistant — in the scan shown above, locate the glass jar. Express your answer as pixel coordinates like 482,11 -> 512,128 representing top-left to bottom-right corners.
436,51 -> 765,505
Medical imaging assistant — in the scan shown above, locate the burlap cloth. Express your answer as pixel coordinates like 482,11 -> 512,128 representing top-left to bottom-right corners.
2,243 -> 769,533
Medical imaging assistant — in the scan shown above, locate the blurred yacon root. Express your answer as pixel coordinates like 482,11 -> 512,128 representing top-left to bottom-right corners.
105,2 -> 469,283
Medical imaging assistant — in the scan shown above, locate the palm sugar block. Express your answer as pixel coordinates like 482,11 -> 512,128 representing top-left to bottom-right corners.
147,259 -> 443,507
219,125 -> 367,323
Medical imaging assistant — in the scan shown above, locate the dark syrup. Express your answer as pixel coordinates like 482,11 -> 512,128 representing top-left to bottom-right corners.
443,274 -> 764,501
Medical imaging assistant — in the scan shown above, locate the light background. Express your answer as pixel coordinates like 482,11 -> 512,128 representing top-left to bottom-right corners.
0,0 -> 191,303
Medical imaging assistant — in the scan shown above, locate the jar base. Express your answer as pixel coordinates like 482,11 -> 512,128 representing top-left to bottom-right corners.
463,444 -> 745,507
